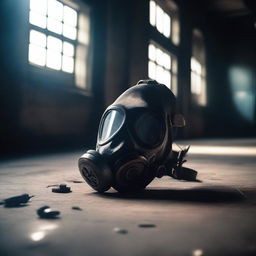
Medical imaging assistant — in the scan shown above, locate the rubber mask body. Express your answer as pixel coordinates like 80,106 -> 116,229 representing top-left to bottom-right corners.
78,80 -> 176,193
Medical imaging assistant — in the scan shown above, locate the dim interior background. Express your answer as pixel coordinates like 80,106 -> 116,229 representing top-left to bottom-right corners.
0,0 -> 255,157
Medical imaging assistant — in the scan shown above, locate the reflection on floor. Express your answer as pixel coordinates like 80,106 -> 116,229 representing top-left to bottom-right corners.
0,139 -> 256,256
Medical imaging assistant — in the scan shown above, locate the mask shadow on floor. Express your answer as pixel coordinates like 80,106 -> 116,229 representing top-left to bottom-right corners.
95,186 -> 245,203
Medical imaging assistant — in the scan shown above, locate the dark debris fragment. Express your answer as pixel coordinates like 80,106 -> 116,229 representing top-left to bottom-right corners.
51,184 -> 72,193
66,180 -> 83,183
138,223 -> 156,228
37,206 -> 60,219
72,206 -> 82,211
113,227 -> 128,234
2,194 -> 34,207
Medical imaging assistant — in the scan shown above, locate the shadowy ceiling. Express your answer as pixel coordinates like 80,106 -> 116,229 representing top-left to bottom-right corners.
177,0 -> 256,19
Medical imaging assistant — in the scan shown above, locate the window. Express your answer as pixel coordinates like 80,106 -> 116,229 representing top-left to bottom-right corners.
191,29 -> 206,106
148,42 -> 178,95
150,0 -> 170,38
149,0 -> 179,45
28,0 -> 90,89
191,57 -> 202,95
148,0 -> 179,95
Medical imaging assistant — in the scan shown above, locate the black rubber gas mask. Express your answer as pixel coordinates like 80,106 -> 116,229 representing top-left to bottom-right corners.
78,80 -> 197,193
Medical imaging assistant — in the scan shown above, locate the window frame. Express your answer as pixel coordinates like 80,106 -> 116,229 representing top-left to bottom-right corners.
148,0 -> 179,95
27,0 -> 92,93
148,41 -> 177,94
149,0 -> 179,45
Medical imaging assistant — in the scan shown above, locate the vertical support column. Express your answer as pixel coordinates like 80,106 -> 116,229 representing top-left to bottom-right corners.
177,5 -> 192,138
128,0 -> 149,86
104,0 -> 132,106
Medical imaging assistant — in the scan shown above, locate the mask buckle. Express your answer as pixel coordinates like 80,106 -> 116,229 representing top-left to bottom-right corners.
171,146 -> 190,179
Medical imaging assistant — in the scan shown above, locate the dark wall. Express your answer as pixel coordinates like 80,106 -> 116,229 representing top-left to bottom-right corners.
176,0 -> 256,138
204,14 -> 256,137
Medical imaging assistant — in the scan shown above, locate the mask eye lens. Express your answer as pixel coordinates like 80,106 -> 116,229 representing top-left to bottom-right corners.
100,109 -> 124,142
135,113 -> 163,146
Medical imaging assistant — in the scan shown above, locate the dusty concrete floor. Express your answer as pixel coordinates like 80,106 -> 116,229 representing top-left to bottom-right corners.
0,139 -> 256,256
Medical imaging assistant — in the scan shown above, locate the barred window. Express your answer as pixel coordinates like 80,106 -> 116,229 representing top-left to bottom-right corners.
148,42 -> 178,95
28,0 -> 91,89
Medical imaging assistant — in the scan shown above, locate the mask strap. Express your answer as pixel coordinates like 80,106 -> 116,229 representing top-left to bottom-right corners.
156,145 -> 198,181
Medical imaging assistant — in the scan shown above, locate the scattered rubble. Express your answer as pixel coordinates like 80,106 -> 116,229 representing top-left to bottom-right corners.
1,194 -> 34,207
37,206 -> 60,219
72,206 -> 82,211
138,223 -> 156,228
51,184 -> 72,193
113,227 -> 128,234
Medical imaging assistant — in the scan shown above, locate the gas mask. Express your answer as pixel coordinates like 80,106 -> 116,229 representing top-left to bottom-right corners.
78,80 -> 197,193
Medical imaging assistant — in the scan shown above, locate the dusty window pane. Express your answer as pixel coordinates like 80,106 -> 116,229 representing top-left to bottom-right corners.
30,30 -> 46,47
30,0 -> 47,15
191,57 -> 201,73
29,44 -> 46,66
148,44 -> 156,61
29,11 -> 47,28
159,51 -> 165,66
48,0 -> 63,21
149,0 -> 156,26
63,6 -> 77,27
156,48 -> 163,66
191,57 -> 203,94
156,5 -> 164,34
197,62 -> 202,75
63,42 -> 74,57
47,18 -> 62,35
63,25 -> 77,40
78,14 -> 90,45
172,16 -> 180,45
163,13 -> 171,38
191,58 -> 195,71
148,61 -> 156,80
156,65 -> 164,83
199,77 -> 207,106
172,57 -> 177,74
62,56 -> 74,73
191,72 -> 196,93
46,50 -> 61,70
191,72 -> 202,95
75,45 -> 87,88
172,74 -> 177,95
163,53 -> 171,70
191,29 -> 207,105
164,70 -> 171,89
196,74 -> 202,94
47,36 -> 62,52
